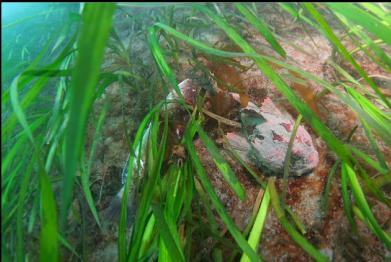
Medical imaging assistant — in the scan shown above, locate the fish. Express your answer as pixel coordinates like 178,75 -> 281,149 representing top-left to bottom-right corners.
226,93 -> 319,177
104,78 -> 319,224
103,79 -> 195,223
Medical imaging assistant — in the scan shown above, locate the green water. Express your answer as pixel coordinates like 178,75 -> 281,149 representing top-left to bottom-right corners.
2,3 -> 79,89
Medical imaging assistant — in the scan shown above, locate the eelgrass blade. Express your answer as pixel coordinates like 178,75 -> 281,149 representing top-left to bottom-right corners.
2,32 -> 78,141
58,233 -> 81,259
285,206 -> 306,235
343,163 -> 391,248
359,3 -> 391,25
16,156 -> 35,262
327,3 -> 391,46
153,22 -> 253,59
2,28 -> 60,104
268,178 -> 329,262
227,47 -> 391,150
28,194 -> 40,234
185,122 -> 262,262
38,166 -> 59,262
148,26 -> 181,100
261,56 -> 391,148
341,163 -> 357,232
360,119 -> 389,171
344,85 -> 391,148
225,145 -> 266,187
152,203 -> 185,262
242,189 -> 265,238
348,145 -> 389,175
2,160 -> 27,212
1,115 -> 48,176
154,14 -> 377,129
194,178 -> 222,238
61,3 -> 115,228
278,3 -> 319,30
352,205 -> 380,237
240,185 -> 270,262
4,76 -> 52,140
335,13 -> 391,71
356,167 -> 391,208
282,114 -> 302,209
10,74 -> 59,262
124,103 -> 169,262
79,101 -> 109,228
235,3 -> 286,58
197,126 -> 246,201
320,161 -> 340,218
181,161 -> 195,221
118,102 -> 163,261
138,214 -> 156,259
303,3 -> 391,109
194,4 -> 354,168
345,84 -> 391,123
165,165 -> 186,222
118,2 -> 194,8
2,204 -> 18,231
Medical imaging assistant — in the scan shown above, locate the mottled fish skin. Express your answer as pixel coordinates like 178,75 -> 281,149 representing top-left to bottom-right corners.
168,82 -> 319,177
227,95 -> 319,177
102,122 -> 150,224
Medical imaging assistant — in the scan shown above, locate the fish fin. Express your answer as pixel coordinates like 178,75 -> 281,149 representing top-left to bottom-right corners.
102,186 -> 137,227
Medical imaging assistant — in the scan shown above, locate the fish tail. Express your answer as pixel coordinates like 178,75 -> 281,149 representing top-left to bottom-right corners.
102,186 -> 137,226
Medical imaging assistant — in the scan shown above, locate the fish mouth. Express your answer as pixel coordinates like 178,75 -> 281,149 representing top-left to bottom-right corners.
290,166 -> 316,177
225,132 -> 251,152
256,165 -> 316,178
229,143 -> 248,152
247,148 -> 318,178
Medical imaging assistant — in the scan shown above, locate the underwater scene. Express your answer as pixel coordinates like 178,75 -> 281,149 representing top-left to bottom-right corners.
2,2 -> 391,261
